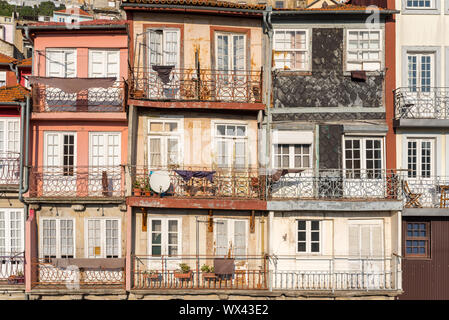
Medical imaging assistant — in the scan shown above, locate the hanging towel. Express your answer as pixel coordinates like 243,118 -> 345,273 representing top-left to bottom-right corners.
152,65 -> 175,84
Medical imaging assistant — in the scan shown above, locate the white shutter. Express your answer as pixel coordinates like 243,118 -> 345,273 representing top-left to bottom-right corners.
65,51 -> 76,78
217,34 -> 229,71
88,219 -> 101,258
90,50 -> 105,78
164,30 -> 179,67
47,51 -> 63,77
148,30 -> 162,67
90,133 -> 105,167
233,35 -> 245,72
107,133 -> 120,166
0,121 -> 4,153
106,51 -> 120,79
371,225 -> 383,257
216,220 -> 228,256
7,119 -> 19,153
234,220 -> 246,257
348,225 -> 360,257
0,211 -> 5,254
149,137 -> 162,167
45,133 -> 61,167
9,211 -> 22,252
360,225 -> 371,257
234,141 -> 246,168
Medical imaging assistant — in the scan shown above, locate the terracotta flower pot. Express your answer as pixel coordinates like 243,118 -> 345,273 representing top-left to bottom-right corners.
174,270 -> 192,279
133,188 -> 141,196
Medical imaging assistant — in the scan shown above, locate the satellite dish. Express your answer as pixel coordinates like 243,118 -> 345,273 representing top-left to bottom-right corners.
149,171 -> 171,193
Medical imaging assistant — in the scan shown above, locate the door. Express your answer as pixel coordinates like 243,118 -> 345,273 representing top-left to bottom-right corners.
0,118 -> 20,185
0,209 -> 24,279
88,50 -> 121,110
89,132 -> 121,197
147,218 -> 181,272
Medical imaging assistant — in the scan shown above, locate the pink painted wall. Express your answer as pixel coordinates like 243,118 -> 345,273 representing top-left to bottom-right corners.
33,33 -> 128,79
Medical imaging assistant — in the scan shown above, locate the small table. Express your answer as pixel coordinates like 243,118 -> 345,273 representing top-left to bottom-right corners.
439,185 -> 449,208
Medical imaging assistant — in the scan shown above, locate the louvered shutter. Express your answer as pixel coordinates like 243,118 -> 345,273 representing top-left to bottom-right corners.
216,220 -> 228,256
234,220 -> 246,257
348,224 -> 360,257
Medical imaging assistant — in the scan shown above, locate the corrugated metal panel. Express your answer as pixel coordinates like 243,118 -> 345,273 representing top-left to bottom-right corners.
400,217 -> 449,300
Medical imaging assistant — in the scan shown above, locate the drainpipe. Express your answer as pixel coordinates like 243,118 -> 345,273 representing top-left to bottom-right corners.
9,62 -> 19,82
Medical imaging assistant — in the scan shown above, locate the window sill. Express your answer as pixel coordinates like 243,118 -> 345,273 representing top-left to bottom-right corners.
401,8 -> 441,15
343,71 -> 383,77
273,69 -> 312,76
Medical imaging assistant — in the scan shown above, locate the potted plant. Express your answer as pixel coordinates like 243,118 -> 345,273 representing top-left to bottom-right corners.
174,263 -> 192,280
133,178 -> 142,196
143,270 -> 161,282
7,271 -> 24,284
143,177 -> 152,196
201,264 -> 216,280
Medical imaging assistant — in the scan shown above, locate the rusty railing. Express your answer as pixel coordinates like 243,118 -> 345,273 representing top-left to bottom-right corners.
32,81 -> 126,112
29,165 -> 125,198
31,258 -> 125,288
0,152 -> 20,186
129,166 -> 263,200
132,255 -> 268,290
0,252 -> 25,285
130,67 -> 262,103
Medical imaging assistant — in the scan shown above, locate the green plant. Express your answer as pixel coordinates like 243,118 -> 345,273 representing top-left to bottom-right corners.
143,177 -> 151,191
177,263 -> 191,273
200,264 -> 214,273
133,179 -> 141,189
16,271 -> 24,277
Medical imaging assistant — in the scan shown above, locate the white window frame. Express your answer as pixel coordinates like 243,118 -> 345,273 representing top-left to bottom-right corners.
146,28 -> 181,68
88,49 -> 120,80
346,29 -> 382,72
215,32 -> 247,72
405,0 -> 435,9
0,71 -> 6,87
43,131 -> 77,169
406,52 -> 435,91
348,219 -> 384,258
214,218 -> 248,257
45,48 -> 77,78
295,220 -> 322,254
272,143 -> 312,169
406,138 -> 435,179
147,118 -> 183,168
343,136 -> 385,178
39,217 -> 76,259
212,120 -> 249,169
0,208 -> 24,254
148,217 -> 182,256
84,218 -> 121,259
88,132 -> 121,167
0,117 -> 20,154
273,29 -> 309,71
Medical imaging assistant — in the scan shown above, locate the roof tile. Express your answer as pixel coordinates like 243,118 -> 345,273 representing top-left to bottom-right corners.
0,85 -> 30,102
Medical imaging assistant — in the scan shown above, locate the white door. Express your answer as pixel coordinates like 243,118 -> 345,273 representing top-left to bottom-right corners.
88,50 -> 121,110
46,49 -> 77,111
0,209 -> 24,278
147,218 -> 181,272
0,118 -> 20,185
348,221 -> 384,290
89,132 -> 121,196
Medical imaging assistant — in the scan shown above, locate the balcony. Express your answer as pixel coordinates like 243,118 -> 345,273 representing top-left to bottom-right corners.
130,166 -> 263,200
28,166 -> 125,199
31,81 -> 126,112
132,255 -> 268,290
31,258 -> 125,289
130,68 -> 262,103
267,169 -> 401,201
0,252 -> 24,286
403,175 -> 449,208
394,87 -> 449,125
0,152 -> 20,188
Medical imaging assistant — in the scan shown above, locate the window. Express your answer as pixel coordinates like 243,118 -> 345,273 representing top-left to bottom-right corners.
44,132 -> 76,175
147,29 -> 180,68
407,139 -> 434,179
216,33 -> 246,73
88,50 -> 120,80
405,222 -> 430,257
46,49 -> 76,78
407,53 -> 434,92
406,0 -> 433,8
149,218 -> 180,256
275,0 -> 285,8
0,71 -> 6,87
215,123 -> 247,169
348,220 -> 383,257
86,219 -> 120,258
89,132 -> 121,167
0,209 -> 24,255
274,30 -> 308,70
347,30 -> 382,71
344,137 -> 383,179
273,144 -> 311,169
215,219 -> 247,256
0,117 -> 20,154
148,119 -> 181,168
41,218 -> 74,259
296,220 -> 321,253
5,17 -> 11,22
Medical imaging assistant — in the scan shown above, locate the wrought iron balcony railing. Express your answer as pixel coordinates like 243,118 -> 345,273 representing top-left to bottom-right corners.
267,169 -> 401,201
31,81 -> 126,112
0,152 -> 20,186
402,175 -> 449,208
31,258 -> 125,288
394,87 -> 449,120
29,166 -> 125,199
0,252 -> 24,285
130,166 -> 263,200
132,255 -> 268,290
130,67 -> 263,103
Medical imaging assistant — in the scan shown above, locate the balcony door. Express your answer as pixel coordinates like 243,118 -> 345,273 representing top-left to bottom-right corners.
343,137 -> 385,199
0,118 -> 20,185
0,209 -> 24,278
147,218 -> 181,272
89,132 -> 121,197
147,29 -> 180,99
45,49 -> 77,111
43,132 -> 76,196
88,49 -> 121,110
405,52 -> 436,118
215,33 -> 247,101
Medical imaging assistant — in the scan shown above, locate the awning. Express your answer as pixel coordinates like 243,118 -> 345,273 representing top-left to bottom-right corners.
28,77 -> 117,93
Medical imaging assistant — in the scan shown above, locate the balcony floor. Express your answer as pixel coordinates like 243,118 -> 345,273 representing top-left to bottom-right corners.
128,99 -> 265,111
